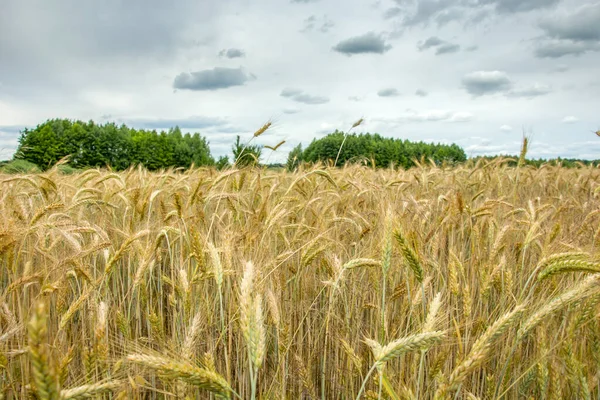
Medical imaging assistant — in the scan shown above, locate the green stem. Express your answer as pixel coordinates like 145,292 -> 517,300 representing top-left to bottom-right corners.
356,363 -> 379,400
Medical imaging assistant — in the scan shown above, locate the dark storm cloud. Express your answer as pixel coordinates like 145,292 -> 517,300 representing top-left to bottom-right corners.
377,88 -> 400,97
461,71 -> 512,96
280,89 -> 329,104
173,67 -> 254,91
332,32 -> 392,55
219,48 -> 245,58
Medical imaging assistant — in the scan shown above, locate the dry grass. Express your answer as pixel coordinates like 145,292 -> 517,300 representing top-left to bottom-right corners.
1,157 -> 600,399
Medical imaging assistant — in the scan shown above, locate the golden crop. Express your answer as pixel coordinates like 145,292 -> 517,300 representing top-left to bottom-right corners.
1,158 -> 599,399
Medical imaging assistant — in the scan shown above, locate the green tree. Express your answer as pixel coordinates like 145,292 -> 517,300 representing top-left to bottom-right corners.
300,131 -> 466,169
15,119 -> 214,171
232,135 -> 262,167
286,144 -> 303,171
216,155 -> 230,170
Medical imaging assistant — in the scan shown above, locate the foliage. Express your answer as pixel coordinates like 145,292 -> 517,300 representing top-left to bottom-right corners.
299,130 -> 467,168
216,155 -> 231,170
286,143 -> 304,171
469,155 -> 600,168
14,119 -> 215,170
0,159 -> 41,174
232,135 -> 262,167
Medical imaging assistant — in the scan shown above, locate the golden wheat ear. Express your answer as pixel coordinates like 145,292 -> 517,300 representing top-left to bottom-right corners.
126,353 -> 233,399
28,301 -> 60,400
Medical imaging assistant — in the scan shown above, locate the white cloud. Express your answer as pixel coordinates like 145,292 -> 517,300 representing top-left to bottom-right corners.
500,125 -> 513,132
561,116 -> 579,123
0,0 -> 599,162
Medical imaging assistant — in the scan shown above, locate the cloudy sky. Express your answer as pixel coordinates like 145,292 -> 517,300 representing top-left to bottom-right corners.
1,0 -> 599,162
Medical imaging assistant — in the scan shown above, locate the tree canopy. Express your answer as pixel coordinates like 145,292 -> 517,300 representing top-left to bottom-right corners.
298,131 -> 467,169
15,119 -> 214,170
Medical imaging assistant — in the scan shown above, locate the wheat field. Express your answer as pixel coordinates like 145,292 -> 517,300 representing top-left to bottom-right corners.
1,157 -> 600,399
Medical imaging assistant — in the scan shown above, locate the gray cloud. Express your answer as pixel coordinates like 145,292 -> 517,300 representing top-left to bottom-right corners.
291,0 -> 319,3
539,2 -> 600,42
173,67 -> 254,91
533,3 -> 600,59
121,116 -> 229,130
280,88 -> 329,104
534,40 -> 598,58
418,36 -> 445,50
489,0 -> 560,14
302,15 -> 335,33
219,48 -> 245,58
280,88 -> 304,98
401,0 -> 458,27
383,7 -> 403,19
377,88 -> 400,97
436,43 -> 460,54
293,93 -> 330,104
553,64 -> 569,72
415,89 -> 428,97
418,36 -> 460,55
332,32 -> 392,55
0,0 -> 219,91
462,71 -> 512,96
348,95 -> 365,101
392,0 -> 560,29
506,83 -> 552,98
436,8 -> 465,25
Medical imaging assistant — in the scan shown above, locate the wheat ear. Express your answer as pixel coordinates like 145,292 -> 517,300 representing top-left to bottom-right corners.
59,381 -> 122,399
28,301 -> 60,400
435,305 -> 525,399
126,353 -> 232,399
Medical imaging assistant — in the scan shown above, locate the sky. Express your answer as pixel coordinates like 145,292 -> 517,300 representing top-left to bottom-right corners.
1,0 -> 599,162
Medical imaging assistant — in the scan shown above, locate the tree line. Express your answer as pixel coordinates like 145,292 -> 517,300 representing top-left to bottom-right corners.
287,130 -> 467,169
15,118 -> 594,172
15,119 -> 214,170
